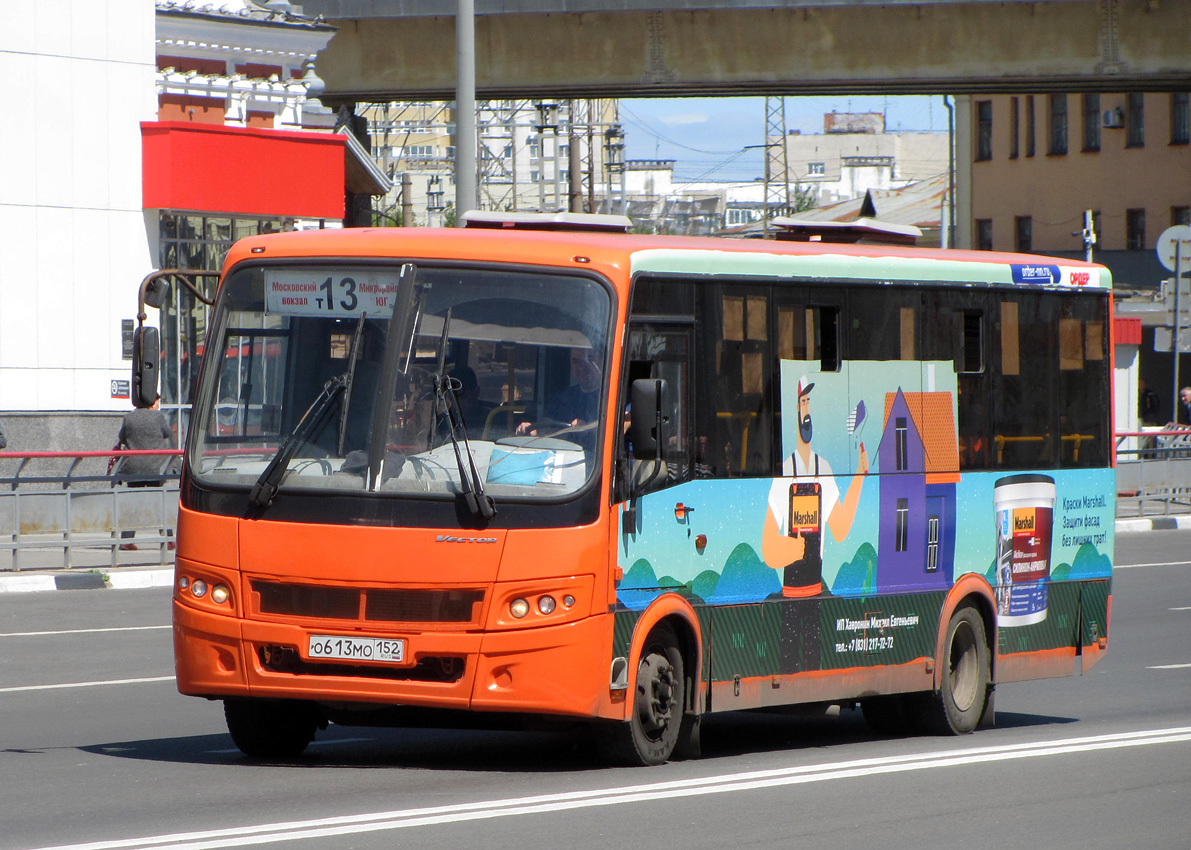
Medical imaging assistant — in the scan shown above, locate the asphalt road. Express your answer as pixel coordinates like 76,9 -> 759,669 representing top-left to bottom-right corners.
1,530 -> 1188,850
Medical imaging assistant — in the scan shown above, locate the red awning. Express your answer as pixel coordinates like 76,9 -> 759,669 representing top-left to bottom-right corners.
1114,317 -> 1142,346
142,121 -> 345,219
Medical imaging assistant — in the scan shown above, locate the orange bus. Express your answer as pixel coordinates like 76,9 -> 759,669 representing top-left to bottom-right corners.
151,213 -> 1114,765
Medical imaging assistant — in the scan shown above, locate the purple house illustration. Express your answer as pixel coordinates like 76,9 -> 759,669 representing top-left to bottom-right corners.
876,390 -> 960,592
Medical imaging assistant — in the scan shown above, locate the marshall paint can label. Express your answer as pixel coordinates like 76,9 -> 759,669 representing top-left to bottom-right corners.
994,475 -> 1056,626
785,482 -> 823,595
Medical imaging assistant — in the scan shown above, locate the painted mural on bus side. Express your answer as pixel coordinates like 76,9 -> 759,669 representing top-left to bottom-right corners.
617,359 -> 1114,671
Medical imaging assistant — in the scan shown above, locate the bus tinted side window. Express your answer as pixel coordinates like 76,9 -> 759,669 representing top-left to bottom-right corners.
695,283 -> 776,477
1057,293 -> 1110,467
921,289 -> 994,471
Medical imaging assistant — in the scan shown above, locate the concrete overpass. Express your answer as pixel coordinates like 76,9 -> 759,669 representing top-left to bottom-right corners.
300,0 -> 1191,106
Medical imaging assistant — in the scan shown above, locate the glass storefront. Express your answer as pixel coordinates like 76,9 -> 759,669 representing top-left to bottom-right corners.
156,212 -> 294,439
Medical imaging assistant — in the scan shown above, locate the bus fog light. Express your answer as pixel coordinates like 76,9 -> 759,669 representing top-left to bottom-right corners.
510,598 -> 530,619
537,595 -> 556,615
211,584 -> 231,605
191,579 -> 208,598
563,595 -> 575,608
178,576 -> 190,590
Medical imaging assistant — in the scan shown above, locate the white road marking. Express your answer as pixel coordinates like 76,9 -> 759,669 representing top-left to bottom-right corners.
22,726 -> 1191,850
0,625 -> 170,638
1115,560 -> 1191,569
0,676 -> 174,694
1148,663 -> 1191,669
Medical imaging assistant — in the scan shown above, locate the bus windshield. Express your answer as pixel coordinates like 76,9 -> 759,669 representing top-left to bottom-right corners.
189,263 -> 611,504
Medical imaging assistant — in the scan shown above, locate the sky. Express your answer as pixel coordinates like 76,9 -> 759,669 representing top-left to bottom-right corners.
619,95 -> 949,185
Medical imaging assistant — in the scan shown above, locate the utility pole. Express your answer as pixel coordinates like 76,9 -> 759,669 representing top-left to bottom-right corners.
763,96 -> 790,237
454,0 -> 476,223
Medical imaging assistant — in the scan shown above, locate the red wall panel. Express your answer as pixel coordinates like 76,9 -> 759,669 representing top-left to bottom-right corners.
142,122 -> 344,220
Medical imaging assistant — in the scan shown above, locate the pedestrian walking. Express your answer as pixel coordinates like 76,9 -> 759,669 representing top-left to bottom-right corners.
116,397 -> 173,551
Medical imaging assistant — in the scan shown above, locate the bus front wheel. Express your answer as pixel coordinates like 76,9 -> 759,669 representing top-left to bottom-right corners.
612,623 -> 686,766
914,604 -> 990,735
224,698 -> 320,758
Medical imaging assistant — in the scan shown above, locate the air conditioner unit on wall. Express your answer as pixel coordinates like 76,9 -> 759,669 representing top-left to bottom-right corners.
1103,108 -> 1124,128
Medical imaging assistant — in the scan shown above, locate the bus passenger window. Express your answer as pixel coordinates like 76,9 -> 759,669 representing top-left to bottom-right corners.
960,311 -> 983,373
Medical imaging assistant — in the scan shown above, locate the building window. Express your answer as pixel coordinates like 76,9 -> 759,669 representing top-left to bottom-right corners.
976,100 -> 993,161
975,219 -> 993,251
1009,97 -> 1020,159
895,499 -> 909,552
807,161 -> 825,175
1172,92 -> 1190,145
1048,94 -> 1068,155
1172,206 -> 1190,227
1015,215 -> 1033,253
1082,93 -> 1100,152
1025,96 -> 1036,157
1126,93 -> 1145,147
1126,208 -> 1146,250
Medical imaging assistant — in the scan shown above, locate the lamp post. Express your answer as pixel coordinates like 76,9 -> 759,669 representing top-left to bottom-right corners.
604,124 -> 624,215
454,0 -> 476,223
535,101 -> 559,213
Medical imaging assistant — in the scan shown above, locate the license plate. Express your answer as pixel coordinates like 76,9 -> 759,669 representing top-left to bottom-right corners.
308,634 -> 405,663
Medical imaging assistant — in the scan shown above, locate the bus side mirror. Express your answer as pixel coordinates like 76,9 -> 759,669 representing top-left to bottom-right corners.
630,378 -> 669,461
142,276 -> 170,309
132,325 -> 161,409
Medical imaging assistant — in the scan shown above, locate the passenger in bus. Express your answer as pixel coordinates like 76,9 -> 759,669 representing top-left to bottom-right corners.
443,366 -> 489,432
516,347 -> 601,436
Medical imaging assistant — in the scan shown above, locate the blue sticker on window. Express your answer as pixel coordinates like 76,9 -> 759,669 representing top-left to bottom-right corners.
487,449 -> 554,486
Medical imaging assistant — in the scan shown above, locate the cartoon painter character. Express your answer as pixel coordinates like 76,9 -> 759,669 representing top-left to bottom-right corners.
762,375 -> 869,672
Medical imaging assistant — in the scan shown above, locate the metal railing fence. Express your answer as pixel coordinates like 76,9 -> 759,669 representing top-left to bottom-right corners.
2,432 -> 1186,572
1114,429 -> 1191,517
1,450 -> 182,571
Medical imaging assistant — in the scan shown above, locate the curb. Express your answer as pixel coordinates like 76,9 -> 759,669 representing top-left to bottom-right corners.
0,567 -> 173,595
1115,515 -> 1191,533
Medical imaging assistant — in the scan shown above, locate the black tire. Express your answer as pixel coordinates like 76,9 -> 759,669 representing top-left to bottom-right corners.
913,604 -> 991,735
224,698 -> 320,758
860,694 -> 913,736
610,623 -> 686,766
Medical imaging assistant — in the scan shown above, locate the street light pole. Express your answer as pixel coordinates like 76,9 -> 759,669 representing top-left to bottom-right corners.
455,0 -> 476,223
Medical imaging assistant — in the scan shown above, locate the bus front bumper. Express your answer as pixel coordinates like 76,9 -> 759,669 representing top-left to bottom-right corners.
173,601 -> 613,719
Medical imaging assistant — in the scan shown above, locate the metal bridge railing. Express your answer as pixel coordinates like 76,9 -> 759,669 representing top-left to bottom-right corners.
0,450 -> 182,572
1115,429 -> 1191,517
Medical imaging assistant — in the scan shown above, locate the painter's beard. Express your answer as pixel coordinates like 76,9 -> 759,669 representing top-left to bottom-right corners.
799,413 -> 813,444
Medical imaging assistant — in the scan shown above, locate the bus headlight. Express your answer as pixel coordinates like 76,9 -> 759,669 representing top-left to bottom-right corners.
191,579 -> 208,598
510,598 -> 530,619
537,595 -> 557,615
211,584 -> 231,605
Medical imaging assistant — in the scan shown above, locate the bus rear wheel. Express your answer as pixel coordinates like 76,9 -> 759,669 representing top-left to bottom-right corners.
914,604 -> 990,735
612,623 -> 686,766
224,698 -> 320,758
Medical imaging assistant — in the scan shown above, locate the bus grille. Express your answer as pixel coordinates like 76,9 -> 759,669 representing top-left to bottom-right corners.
251,581 -> 485,626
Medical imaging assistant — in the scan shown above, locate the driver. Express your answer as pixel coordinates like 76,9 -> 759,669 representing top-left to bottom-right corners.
517,347 -> 601,436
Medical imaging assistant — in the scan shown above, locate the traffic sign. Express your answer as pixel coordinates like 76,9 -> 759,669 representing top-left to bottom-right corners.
1157,225 -> 1191,273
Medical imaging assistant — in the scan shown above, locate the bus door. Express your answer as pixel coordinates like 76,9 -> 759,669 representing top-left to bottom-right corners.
617,322 -> 694,600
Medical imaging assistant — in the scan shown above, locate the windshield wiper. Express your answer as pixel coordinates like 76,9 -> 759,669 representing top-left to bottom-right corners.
249,373 -> 348,508
433,308 -> 496,522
